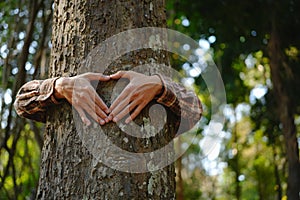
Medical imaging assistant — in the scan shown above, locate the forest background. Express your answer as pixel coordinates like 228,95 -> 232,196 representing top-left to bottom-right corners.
0,0 -> 299,199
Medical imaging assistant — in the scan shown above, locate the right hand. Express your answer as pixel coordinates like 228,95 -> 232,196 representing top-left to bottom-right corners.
54,72 -> 110,126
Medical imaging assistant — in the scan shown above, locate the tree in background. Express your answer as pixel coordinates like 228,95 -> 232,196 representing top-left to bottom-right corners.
168,0 -> 300,199
0,0 -> 52,198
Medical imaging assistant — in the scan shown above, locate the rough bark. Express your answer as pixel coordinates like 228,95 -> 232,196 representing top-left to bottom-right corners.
36,0 -> 176,199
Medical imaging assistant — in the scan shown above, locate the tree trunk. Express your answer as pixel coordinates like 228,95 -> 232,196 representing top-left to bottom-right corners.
268,20 -> 300,200
36,0 -> 176,199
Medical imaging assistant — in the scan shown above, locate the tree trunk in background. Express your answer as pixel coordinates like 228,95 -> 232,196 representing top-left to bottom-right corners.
36,0 -> 176,199
272,145 -> 282,200
176,138 -> 184,200
268,21 -> 300,200
232,116 -> 241,200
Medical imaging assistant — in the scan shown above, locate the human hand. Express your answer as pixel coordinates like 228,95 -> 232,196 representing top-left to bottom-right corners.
54,72 -> 110,126
108,71 -> 163,124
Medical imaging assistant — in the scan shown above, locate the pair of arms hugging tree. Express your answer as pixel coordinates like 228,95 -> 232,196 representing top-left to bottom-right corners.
14,70 -> 202,135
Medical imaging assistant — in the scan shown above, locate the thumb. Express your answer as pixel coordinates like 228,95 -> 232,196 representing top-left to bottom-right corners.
109,71 -> 128,79
84,72 -> 110,81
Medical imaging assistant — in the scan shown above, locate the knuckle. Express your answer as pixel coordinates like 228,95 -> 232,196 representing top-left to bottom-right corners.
76,91 -> 84,98
95,106 -> 103,114
72,97 -> 80,105
131,91 -> 139,98
82,85 -> 90,91
126,84 -> 135,92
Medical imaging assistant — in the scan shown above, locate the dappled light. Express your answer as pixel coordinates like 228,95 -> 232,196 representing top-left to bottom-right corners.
1,0 -> 300,199
168,0 -> 300,199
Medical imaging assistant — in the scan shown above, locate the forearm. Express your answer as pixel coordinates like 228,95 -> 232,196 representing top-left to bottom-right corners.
14,77 -> 61,123
155,74 -> 203,134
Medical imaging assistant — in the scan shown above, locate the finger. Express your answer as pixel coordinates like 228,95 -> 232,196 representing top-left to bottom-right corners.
110,71 -> 133,79
112,102 -> 137,123
83,72 -> 110,81
125,102 -> 146,124
109,96 -> 131,121
109,94 -> 126,113
109,71 -> 125,79
112,96 -> 143,122
82,84 -> 110,114
75,106 -> 91,126
93,92 -> 110,114
82,93 -> 108,123
81,102 -> 106,125
109,84 -> 133,111
109,90 -> 134,120
94,104 -> 108,124
74,90 -> 107,124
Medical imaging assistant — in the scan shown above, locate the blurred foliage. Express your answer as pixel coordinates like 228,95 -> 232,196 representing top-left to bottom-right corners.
167,0 -> 300,199
1,0 -> 300,199
0,0 -> 52,199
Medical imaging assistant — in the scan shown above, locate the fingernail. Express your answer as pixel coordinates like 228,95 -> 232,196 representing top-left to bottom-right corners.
85,120 -> 91,126
113,117 -> 118,122
125,119 -> 130,124
99,119 -> 105,125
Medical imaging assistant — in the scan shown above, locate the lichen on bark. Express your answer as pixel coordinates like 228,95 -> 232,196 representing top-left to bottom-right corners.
36,0 -> 176,199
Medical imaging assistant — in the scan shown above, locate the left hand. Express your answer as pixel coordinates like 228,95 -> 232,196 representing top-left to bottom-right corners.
108,71 -> 163,123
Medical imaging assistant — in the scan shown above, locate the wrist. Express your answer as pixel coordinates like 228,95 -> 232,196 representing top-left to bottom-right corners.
53,77 -> 66,100
151,75 -> 163,97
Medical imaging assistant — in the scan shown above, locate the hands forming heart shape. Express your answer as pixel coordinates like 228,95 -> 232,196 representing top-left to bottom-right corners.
54,71 -> 163,126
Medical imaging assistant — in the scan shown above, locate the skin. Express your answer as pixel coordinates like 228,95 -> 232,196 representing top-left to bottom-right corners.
109,71 -> 162,124
54,72 -> 111,126
54,71 -> 162,126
